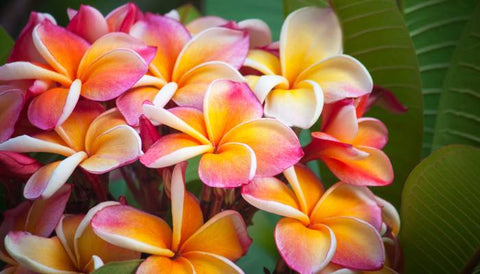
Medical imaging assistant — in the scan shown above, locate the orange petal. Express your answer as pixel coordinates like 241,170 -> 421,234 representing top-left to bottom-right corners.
116,87 -> 159,126
91,205 -> 174,256
33,20 -> 89,79
130,14 -> 190,82
353,118 -> 388,149
241,176 -> 309,223
84,109 -> 126,148
140,133 -> 213,168
204,80 -> 262,145
220,118 -> 303,177
264,80 -> 323,129
283,164 -> 324,216
243,49 -> 280,75
302,132 -> 369,163
238,19 -> 272,48
24,152 -> 86,199
198,142 -> 256,188
136,256 -> 194,274
323,217 -> 384,270
296,55 -> 373,103
183,251 -> 243,273
275,218 -> 336,273
5,232 -> 76,273
67,5 -> 108,43
56,214 -> 84,264
170,164 -> 204,252
0,86 -> 24,142
376,197 -> 400,236
311,183 -> 382,230
173,61 -> 244,109
55,100 -> 105,152
280,7 -> 341,83
173,27 -> 249,81
169,107 -> 208,138
180,210 -> 251,261
75,202 -> 140,271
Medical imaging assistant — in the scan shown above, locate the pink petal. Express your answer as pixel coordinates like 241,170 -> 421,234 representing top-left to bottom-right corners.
0,86 -> 25,142
0,151 -> 42,178
67,5 -> 109,43
354,118 -> 388,149
105,3 -> 142,32
186,16 -> 228,35
238,19 -> 272,48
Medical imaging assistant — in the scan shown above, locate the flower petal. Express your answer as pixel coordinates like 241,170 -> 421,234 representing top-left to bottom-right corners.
0,62 -> 71,86
0,151 -> 41,179
186,16 -> 228,35
275,218 -> 336,274
116,87 -> 159,126
0,202 -> 31,265
376,197 -> 400,236
173,27 -> 249,80
238,19 -> 271,48
80,125 -> 141,174
105,3 -> 141,32
204,80 -> 262,145
168,107 -> 208,137
84,109 -> 126,149
250,75 -> 288,104
130,14 -> 190,82
353,118 -> 388,149
264,80 -> 323,129
321,99 -> 358,142
91,205 -> 174,256
283,164 -> 324,216
136,256 -> 194,274
199,142 -> 256,188
24,151 -> 86,199
33,20 -> 89,79
311,183 -> 382,230
296,55 -> 373,103
243,49 -> 281,75
5,232 -> 76,273
171,164 -> 204,251
0,135 -> 75,156
55,214 -> 84,264
302,132 -> 369,163
27,80 -> 81,130
67,5 -> 108,43
0,87 -> 24,142
173,61 -> 245,109
280,7 -> 341,83
140,133 -> 213,168
241,176 -> 308,223
220,118 -> 303,176
183,251 -> 243,273
180,210 -> 251,261
323,217 -> 384,271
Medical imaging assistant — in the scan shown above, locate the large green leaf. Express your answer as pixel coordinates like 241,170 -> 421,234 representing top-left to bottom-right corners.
93,259 -> 143,274
432,2 -> 480,150
404,0 -> 477,156
400,145 -> 480,273
283,0 -> 328,15
0,26 -> 14,64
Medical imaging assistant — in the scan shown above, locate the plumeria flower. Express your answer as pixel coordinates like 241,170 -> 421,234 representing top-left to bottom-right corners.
242,164 -> 385,273
0,85 -> 24,142
140,79 -> 303,187
0,20 -> 154,130
243,7 -> 372,129
4,202 -> 140,273
66,3 -> 143,43
91,164 -> 251,273
0,185 -> 71,273
116,13 -> 249,125
0,101 -> 142,199
186,16 -> 272,48
303,98 -> 394,186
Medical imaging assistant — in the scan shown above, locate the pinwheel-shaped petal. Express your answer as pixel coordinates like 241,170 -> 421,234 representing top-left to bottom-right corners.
92,164 -> 251,273
141,79 -> 302,187
4,202 -> 139,273
242,164 -> 384,273
303,99 -> 393,186
243,7 -> 372,129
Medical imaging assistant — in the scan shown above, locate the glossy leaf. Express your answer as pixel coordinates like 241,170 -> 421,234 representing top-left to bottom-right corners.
400,145 -> 480,273
92,259 -> 143,274
432,2 -> 480,150
177,3 -> 201,24
0,26 -> 14,64
283,0 -> 329,15
404,0 -> 477,156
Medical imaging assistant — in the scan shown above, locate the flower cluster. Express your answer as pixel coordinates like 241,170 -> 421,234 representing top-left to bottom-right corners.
0,3 -> 400,274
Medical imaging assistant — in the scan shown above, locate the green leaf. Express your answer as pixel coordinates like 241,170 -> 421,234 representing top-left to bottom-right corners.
400,145 -> 480,273
0,26 -> 14,65
204,0 -> 283,39
432,2 -> 480,150
404,0 -> 477,157
237,211 -> 280,273
177,3 -> 202,24
93,259 -> 143,274
325,0 -> 424,208
282,0 -> 329,16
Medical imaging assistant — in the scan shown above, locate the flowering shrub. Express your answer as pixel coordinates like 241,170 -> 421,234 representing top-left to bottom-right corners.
0,2 -> 404,274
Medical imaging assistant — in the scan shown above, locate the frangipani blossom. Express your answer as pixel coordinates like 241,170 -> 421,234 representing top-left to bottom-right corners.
91,164 -> 251,273
0,21 -> 154,130
0,85 -> 25,142
0,185 -> 71,273
242,164 -> 384,273
4,202 -> 140,273
140,79 -> 303,188
243,7 -> 373,129
0,101 -> 142,199
303,99 -> 394,186
116,13 -> 249,125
